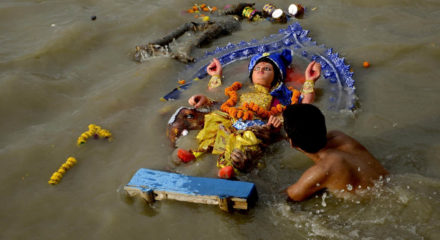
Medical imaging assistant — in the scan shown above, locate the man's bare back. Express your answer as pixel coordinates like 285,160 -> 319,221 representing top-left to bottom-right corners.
282,105 -> 388,201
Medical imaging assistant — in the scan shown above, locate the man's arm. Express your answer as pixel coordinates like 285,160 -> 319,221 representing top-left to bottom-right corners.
286,165 -> 327,201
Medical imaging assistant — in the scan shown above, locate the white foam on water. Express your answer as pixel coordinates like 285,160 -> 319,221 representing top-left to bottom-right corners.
268,173 -> 440,240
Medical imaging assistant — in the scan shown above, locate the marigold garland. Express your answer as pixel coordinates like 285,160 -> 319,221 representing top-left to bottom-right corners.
77,124 -> 112,146
288,87 -> 301,104
48,156 -> 77,185
220,82 -> 301,120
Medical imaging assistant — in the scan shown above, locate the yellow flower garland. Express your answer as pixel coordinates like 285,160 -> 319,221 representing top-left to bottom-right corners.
77,124 -> 112,146
49,124 -> 113,185
48,157 -> 77,185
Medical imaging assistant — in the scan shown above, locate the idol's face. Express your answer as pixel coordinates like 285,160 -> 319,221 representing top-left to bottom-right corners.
251,61 -> 275,88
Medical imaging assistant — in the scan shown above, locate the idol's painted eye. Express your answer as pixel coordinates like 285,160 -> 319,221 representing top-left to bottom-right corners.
254,66 -> 273,72
186,114 -> 194,119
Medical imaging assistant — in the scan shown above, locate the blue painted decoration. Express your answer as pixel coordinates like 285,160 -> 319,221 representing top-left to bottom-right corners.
125,168 -> 258,210
163,22 -> 357,111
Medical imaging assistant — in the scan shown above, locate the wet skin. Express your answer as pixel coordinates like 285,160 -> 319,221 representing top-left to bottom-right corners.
286,130 -> 389,201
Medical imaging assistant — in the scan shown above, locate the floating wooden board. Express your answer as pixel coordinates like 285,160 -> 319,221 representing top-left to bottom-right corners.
124,168 -> 258,211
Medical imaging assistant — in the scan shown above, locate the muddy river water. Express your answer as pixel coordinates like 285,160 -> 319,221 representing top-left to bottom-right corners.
1,0 -> 440,239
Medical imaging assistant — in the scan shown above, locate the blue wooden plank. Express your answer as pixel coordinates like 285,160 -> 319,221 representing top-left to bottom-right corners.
126,168 -> 257,200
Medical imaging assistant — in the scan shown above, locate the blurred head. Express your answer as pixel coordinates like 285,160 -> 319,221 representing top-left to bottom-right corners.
283,104 -> 327,153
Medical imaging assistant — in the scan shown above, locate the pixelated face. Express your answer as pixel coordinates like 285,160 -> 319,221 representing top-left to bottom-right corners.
251,62 -> 275,88
167,107 -> 207,146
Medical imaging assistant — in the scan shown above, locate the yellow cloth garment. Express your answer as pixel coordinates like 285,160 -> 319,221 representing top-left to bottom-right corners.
193,84 -> 276,171
193,111 -> 261,171
195,111 -> 232,153
216,130 -> 261,170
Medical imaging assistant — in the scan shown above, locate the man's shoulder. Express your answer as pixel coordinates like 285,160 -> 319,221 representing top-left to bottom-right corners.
319,149 -> 345,166
327,130 -> 350,140
327,130 -> 362,150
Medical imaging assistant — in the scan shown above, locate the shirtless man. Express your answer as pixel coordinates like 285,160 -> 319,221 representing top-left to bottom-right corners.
282,104 -> 389,201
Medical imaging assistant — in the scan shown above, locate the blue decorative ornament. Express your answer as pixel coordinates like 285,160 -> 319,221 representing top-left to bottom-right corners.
163,22 -> 357,111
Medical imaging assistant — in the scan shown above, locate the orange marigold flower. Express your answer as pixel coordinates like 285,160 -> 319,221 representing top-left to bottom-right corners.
237,110 -> 244,119
232,82 -> 242,89
291,90 -> 301,104
226,99 -> 234,106
243,111 -> 249,121
224,87 -> 231,95
276,104 -> 283,112
231,109 -> 238,118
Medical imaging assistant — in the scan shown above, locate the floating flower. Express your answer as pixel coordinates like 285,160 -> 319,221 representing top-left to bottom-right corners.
48,156 -> 78,185
77,124 -> 112,146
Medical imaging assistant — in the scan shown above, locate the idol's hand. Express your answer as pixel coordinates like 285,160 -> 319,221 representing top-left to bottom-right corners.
188,94 -> 209,108
305,61 -> 321,82
267,115 -> 283,129
206,58 -> 222,76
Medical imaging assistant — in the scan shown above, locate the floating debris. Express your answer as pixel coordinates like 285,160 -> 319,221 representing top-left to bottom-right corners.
288,3 -> 304,17
77,124 -> 112,146
202,16 -> 210,22
186,3 -> 218,15
48,157 -> 77,185
262,3 -> 276,17
271,9 -> 287,23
